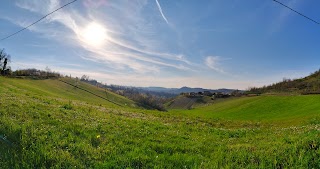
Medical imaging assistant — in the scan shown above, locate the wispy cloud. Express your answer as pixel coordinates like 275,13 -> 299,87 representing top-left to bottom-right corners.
11,0 -> 190,74
155,0 -> 169,25
11,61 -> 252,89
204,56 -> 226,73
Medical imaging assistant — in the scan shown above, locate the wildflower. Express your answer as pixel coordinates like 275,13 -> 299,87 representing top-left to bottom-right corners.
96,135 -> 101,138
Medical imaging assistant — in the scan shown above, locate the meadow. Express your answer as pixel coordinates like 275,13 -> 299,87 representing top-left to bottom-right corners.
0,77 -> 319,168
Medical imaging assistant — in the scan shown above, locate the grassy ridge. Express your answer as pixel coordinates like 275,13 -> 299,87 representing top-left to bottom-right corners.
0,77 -> 136,108
172,95 -> 320,125
0,77 -> 320,168
249,69 -> 320,94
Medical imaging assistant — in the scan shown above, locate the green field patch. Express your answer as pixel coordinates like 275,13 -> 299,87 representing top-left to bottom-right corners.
0,77 -> 320,168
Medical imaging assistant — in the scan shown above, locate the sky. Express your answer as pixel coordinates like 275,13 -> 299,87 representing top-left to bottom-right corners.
0,0 -> 320,89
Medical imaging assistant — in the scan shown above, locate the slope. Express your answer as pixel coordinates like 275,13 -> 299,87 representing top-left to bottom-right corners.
173,95 -> 320,125
166,95 -> 216,109
0,77 -> 137,108
249,69 -> 320,94
0,76 -> 320,168
166,96 -> 198,109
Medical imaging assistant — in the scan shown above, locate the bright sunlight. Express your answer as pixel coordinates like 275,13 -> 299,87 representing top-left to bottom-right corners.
82,22 -> 107,46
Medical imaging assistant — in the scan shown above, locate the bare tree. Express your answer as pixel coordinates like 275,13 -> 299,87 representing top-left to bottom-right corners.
0,49 -> 11,75
80,75 -> 89,81
0,49 -> 5,68
45,66 -> 51,73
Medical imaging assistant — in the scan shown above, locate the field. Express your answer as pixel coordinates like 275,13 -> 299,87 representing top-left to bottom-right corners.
0,77 -> 320,168
172,95 -> 320,126
166,95 -> 218,110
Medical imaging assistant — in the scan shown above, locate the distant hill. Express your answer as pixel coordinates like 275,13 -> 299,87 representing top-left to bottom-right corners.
249,69 -> 320,94
138,86 -> 237,95
79,75 -> 237,98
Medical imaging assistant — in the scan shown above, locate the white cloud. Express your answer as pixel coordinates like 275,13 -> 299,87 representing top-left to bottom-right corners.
12,0 -> 191,74
204,56 -> 225,73
155,0 -> 169,25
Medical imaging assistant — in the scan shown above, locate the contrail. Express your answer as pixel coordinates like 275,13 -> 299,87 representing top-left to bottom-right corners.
155,0 -> 169,24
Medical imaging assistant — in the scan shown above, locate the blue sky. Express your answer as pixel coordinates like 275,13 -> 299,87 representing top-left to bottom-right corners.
0,0 -> 319,89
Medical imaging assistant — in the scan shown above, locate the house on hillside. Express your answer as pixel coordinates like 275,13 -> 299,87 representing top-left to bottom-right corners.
180,91 -> 208,98
231,90 -> 243,97
181,92 -> 203,98
214,92 -> 231,98
189,92 -> 196,97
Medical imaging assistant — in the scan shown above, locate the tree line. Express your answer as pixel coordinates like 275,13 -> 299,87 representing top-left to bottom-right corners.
12,68 -> 61,79
248,69 -> 320,95
0,48 -> 61,79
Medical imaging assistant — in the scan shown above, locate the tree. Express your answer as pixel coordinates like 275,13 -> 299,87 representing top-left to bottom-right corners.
0,49 -> 5,68
0,49 -> 11,75
80,75 -> 90,81
45,66 -> 51,73
45,66 -> 51,78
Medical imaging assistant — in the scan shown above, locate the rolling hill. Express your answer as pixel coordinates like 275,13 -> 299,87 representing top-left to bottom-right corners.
172,95 -> 320,125
138,86 -> 236,95
249,69 -> 320,94
166,95 -> 220,110
0,76 -> 319,168
0,77 -> 137,108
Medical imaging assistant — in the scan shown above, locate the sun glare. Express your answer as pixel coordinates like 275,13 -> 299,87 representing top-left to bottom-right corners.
82,22 -> 107,46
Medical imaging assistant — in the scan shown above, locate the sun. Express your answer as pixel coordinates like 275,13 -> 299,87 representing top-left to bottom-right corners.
82,22 -> 107,46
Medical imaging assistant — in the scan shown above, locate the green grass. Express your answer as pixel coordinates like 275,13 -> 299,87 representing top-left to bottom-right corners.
0,77 -> 320,168
167,95 -> 238,110
0,77 -> 136,109
172,95 -> 320,125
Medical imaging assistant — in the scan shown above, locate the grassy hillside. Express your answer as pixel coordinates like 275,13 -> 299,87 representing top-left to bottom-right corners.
0,77 -> 137,108
1,77 -> 320,168
249,69 -> 320,94
172,95 -> 320,125
167,95 -> 224,110
166,96 -> 198,109
167,95 -> 239,110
